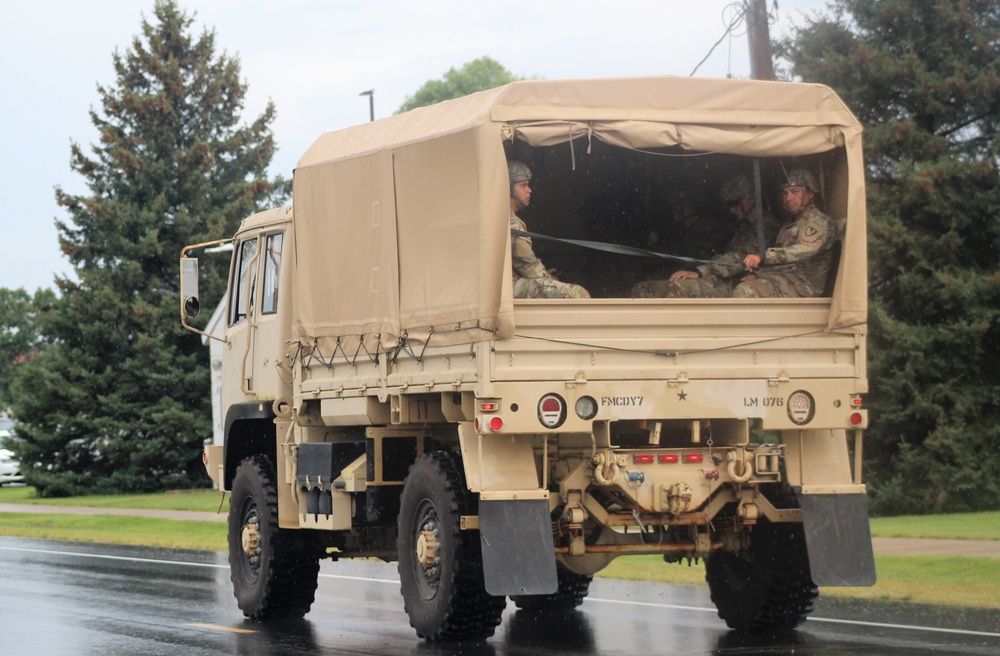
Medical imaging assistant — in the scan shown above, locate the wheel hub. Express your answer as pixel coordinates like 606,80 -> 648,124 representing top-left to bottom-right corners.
242,521 -> 260,555
416,530 -> 439,567
413,513 -> 441,591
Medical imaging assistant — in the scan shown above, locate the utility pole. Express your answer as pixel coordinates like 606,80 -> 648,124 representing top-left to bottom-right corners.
745,0 -> 774,260
746,0 -> 775,81
359,89 -> 374,122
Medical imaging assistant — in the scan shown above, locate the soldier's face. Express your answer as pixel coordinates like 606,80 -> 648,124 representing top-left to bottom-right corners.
512,180 -> 532,208
729,197 -> 755,222
781,186 -> 813,214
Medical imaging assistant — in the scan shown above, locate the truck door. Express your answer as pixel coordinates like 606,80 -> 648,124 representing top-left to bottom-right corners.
226,236 -> 259,401
251,231 -> 286,399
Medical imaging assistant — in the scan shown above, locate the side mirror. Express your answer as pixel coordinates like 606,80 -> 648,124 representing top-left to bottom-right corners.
181,257 -> 200,318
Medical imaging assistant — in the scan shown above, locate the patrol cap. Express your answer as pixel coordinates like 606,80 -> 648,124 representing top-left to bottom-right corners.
779,168 -> 819,193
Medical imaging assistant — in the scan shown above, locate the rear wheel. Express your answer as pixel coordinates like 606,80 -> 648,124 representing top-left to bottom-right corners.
705,522 -> 818,631
397,451 -> 506,641
229,455 -> 321,620
511,567 -> 592,612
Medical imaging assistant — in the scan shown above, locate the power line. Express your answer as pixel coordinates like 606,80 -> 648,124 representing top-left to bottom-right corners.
690,2 -> 747,77
690,1 -> 779,78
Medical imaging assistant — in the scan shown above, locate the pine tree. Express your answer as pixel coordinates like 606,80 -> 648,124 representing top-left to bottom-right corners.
9,0 -> 287,496
777,0 -> 1000,513
0,288 -> 55,410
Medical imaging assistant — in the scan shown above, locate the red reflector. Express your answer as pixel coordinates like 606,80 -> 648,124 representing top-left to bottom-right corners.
489,416 -> 504,432
541,398 -> 561,412
633,454 -> 654,464
659,454 -> 679,463
480,402 -> 499,412
849,412 -> 863,427
683,453 -> 703,464
202,451 -> 207,464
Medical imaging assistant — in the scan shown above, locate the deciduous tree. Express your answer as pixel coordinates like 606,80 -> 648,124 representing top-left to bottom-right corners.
397,56 -> 523,113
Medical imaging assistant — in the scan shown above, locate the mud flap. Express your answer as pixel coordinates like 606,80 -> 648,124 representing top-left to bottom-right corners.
796,492 -> 876,586
478,499 -> 558,596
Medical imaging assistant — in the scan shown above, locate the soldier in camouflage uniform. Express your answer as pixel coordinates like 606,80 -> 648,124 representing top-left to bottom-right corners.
508,161 -> 591,299
733,169 -> 835,298
668,192 -> 728,260
631,175 -> 780,298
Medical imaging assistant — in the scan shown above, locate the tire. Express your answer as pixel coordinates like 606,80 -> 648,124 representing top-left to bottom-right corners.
229,455 -> 321,620
511,567 -> 592,612
705,521 -> 818,631
397,451 -> 506,641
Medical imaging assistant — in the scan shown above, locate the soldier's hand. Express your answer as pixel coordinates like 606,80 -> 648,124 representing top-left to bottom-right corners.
740,272 -> 758,283
546,268 -> 561,281
743,254 -> 762,271
669,270 -> 699,282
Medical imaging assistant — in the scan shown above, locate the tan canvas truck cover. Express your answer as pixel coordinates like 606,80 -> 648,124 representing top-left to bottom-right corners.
291,76 -> 867,353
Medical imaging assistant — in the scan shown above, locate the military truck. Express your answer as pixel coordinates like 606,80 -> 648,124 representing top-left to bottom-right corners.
181,76 -> 875,641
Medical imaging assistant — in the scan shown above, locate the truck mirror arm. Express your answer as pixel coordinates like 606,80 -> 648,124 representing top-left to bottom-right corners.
179,238 -> 234,345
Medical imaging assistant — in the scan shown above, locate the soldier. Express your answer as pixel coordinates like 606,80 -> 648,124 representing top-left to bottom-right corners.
631,175 -> 780,298
508,161 -> 590,299
733,169 -> 835,298
668,191 -> 727,260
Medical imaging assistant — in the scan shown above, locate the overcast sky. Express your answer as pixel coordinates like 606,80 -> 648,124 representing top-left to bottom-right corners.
0,0 -> 830,292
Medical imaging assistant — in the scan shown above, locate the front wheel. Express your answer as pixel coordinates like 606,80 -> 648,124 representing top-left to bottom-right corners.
705,521 -> 818,631
397,451 -> 506,641
229,456 -> 321,620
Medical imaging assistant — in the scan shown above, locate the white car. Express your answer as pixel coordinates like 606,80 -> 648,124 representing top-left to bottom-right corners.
0,418 -> 24,485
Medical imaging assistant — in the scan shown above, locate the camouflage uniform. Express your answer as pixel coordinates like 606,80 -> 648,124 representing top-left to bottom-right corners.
671,211 -> 729,260
511,210 -> 590,299
631,275 -> 731,298
631,210 -> 780,299
731,205 -> 834,298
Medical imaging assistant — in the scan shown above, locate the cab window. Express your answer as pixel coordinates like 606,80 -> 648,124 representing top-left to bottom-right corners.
229,237 -> 258,326
261,232 -> 283,315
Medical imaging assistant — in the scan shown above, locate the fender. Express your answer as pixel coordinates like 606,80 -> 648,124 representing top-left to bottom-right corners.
223,401 -> 276,488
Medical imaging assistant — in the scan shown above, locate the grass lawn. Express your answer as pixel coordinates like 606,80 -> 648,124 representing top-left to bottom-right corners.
0,512 -> 226,551
869,512 -> 1000,541
0,485 -> 224,512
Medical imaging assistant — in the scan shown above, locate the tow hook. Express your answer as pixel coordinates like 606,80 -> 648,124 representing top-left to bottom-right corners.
727,448 -> 753,483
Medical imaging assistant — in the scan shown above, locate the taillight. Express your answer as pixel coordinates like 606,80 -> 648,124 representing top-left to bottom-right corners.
538,393 -> 566,429
633,454 -> 654,464
787,390 -> 815,425
683,453 -> 703,464
476,416 -> 505,432
659,454 -> 679,464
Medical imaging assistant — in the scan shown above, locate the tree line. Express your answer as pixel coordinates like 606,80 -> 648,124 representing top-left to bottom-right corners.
1,0 -> 997,514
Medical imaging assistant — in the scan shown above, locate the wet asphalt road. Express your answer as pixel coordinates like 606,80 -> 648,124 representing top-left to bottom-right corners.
0,536 -> 997,655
